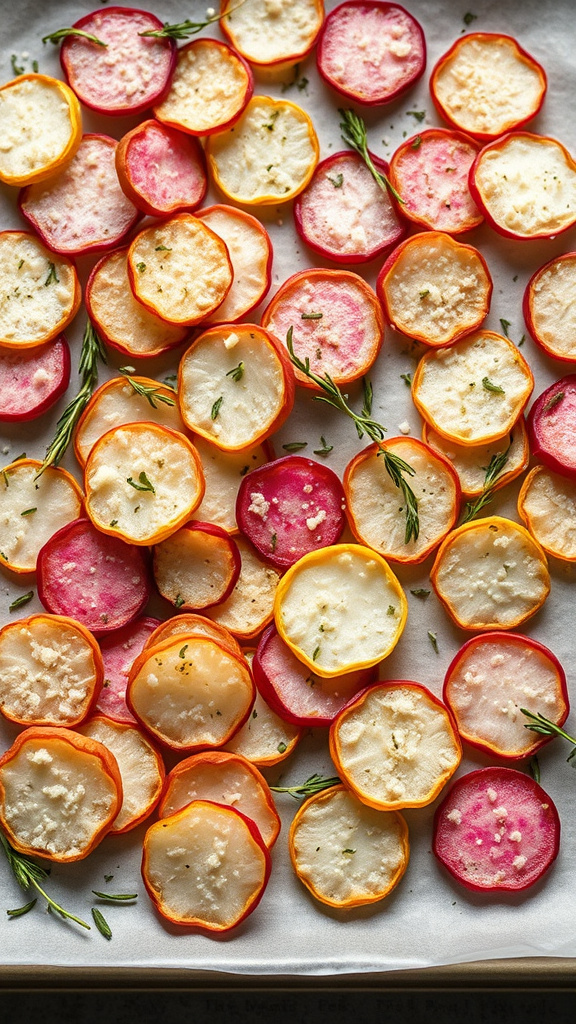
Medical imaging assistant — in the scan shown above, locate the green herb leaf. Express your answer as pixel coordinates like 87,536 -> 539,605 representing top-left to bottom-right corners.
92,891 -> 138,902
313,436 -> 333,456
328,173 -> 344,188
543,391 -> 564,413
44,262 -> 59,286
42,28 -> 107,46
282,442 -> 308,453
521,709 -> 576,765
20,508 -> 36,517
271,533 -> 277,552
499,318 -> 511,337
11,54 -> 25,75
361,376 -> 373,418
463,12 -> 477,25
400,373 -> 412,387
9,591 -> 34,613
482,377 -> 505,395
406,110 -> 426,122
339,109 -> 405,204
127,471 -> 155,494
301,311 -> 323,320
226,361 -> 245,382
118,368 -> 176,409
270,773 -> 341,799
211,396 -> 223,420
528,756 -> 540,784
428,630 -> 439,654
174,594 -> 185,609
312,646 -> 320,661
342,848 -> 356,855
387,605 -> 396,615
411,135 -> 422,149
155,245 -> 172,252
410,588 -> 430,599
277,742 -> 287,754
460,440 -> 512,523
91,907 -> 112,939
179,644 -> 188,659
7,898 -> 37,917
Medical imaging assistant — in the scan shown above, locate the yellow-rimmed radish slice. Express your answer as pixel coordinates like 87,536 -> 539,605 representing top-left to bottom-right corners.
153,522 -> 241,612
190,436 -> 274,533
0,232 -> 80,350
142,799 -> 270,931
126,635 -> 255,753
274,543 -> 407,678
422,419 -> 528,500
523,252 -> 576,363
344,438 -> 460,564
205,96 -> 319,206
196,205 -> 272,325
0,613 -> 103,728
221,0 -> 324,69
127,213 -> 232,327
224,679 -> 302,767
0,74 -> 81,187
329,682 -> 462,811
115,120 -> 207,218
158,750 -> 280,849
518,465 -> 576,561
412,331 -> 534,446
289,784 -> 409,909
143,614 -> 243,660
205,536 -> 281,642
431,516 -> 550,631
0,726 -> 122,863
0,459 -> 83,574
78,715 -> 164,835
178,324 -> 295,452
84,422 -> 204,547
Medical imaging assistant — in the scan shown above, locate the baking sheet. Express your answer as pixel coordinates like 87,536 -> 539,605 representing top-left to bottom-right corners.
2,0 -> 576,977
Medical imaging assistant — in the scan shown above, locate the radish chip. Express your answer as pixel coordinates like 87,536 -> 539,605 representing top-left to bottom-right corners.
422,420 -> 528,499
143,614 -> 243,660
527,376 -> 576,479
220,0 -> 324,67
190,437 -> 273,533
205,536 -> 281,641
97,617 -> 160,723
0,232 -> 80,350
116,120 -> 207,218
196,206 -> 272,325
519,466 -> 576,561
0,74 -> 82,187
0,459 -> 83,574
224,681 -> 301,766
153,522 -> 241,611
524,254 -> 576,363
0,336 -> 70,423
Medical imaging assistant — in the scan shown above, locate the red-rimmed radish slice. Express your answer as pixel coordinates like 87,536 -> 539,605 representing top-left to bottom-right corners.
84,422 -> 205,546
126,635 -> 255,752
78,715 -> 164,834
470,133 -> 576,241
344,437 -> 460,564
388,129 -> 483,234
143,614 -> 243,660
253,624 -> 374,727
0,459 -> 83,574
0,613 -> 103,728
330,682 -> 462,811
205,536 -> 281,642
220,0 -> 324,68
37,517 -> 150,635
142,799 -> 270,931
196,205 -> 272,324
0,74 -> 82,187
377,232 -> 492,349
224,677 -> 302,766
0,336 -> 70,423
294,150 -> 406,265
97,616 -> 160,723
412,331 -> 534,446
154,38 -> 253,136
443,632 -> 569,761
205,96 -> 319,206
523,253 -> 576,363
430,34 -> 546,142
191,436 -> 273,533
236,455 -> 346,569
0,726 -> 122,863
153,522 -> 241,612
0,232 -> 80,350
158,750 -> 280,849
433,767 -> 560,892
527,376 -> 576,479
289,784 -> 409,908
518,465 -> 576,561
430,516 -> 550,631
178,324 -> 295,452
115,120 -> 207,218
422,419 -> 528,499
59,7 -> 176,117
19,135 -> 139,257
316,1 -> 426,106
261,269 -> 383,389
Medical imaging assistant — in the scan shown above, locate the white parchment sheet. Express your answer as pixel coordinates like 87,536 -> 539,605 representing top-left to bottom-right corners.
1,0 -> 576,976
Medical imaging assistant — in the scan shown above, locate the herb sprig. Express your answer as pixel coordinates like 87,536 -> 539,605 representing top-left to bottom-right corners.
139,0 -> 248,38
119,368 -> 176,409
42,28 -> 107,46
0,832 -> 90,930
460,441 -> 511,523
270,774 -> 341,799
339,109 -> 405,204
521,710 -> 576,764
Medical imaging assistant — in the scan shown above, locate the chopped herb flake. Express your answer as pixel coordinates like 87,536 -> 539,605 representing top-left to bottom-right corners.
282,442 -> 308,453
482,377 -> 505,395
126,471 -> 155,494
312,646 -> 320,661
44,262 -> 59,286
211,396 -> 223,420
407,110 -> 426,122
428,630 -> 439,654
387,605 -> 396,615
410,588 -> 430,599
463,12 -> 477,25
411,135 -> 422,149
313,436 -> 333,456
174,594 -> 185,609
499,318 -> 511,337
277,742 -> 287,754
543,391 -> 564,413
179,644 -> 188,659
9,591 -> 34,612
328,173 -> 344,188
91,907 -> 112,940
136,262 -> 146,273
400,373 -> 412,386
226,362 -> 245,382
301,311 -> 323,320
20,508 -> 36,516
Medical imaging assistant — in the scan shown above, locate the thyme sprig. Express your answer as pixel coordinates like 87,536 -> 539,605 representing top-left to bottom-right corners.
521,710 -> 576,764
339,109 -> 405,204
118,368 -> 176,409
0,832 -> 90,930
140,0 -> 248,39
460,441 -> 511,524
270,774 -> 341,800
42,28 -> 107,47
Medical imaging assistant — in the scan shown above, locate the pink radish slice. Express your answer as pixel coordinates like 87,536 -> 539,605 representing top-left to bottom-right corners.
116,120 -> 207,218
236,456 -> 346,569
97,616 -> 160,723
528,376 -> 576,478
0,336 -> 70,422
317,1 -> 426,106
253,625 -> 375,726
59,7 -> 176,117
294,151 -> 406,264
37,517 -> 150,636
433,767 -> 560,892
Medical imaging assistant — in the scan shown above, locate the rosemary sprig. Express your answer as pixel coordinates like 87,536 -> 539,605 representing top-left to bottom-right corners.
339,109 -> 405,204
460,441 -> 511,524
0,832 -> 90,930
139,0 -> 248,38
118,368 -> 175,409
521,710 -> 576,764
42,28 -> 107,46
270,774 -> 341,800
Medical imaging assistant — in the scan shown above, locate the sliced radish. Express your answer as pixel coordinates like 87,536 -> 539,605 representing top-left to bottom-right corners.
527,376 -> 576,478
0,74 -> 82,187
316,1 -> 426,106
37,517 -> 150,636
518,465 -> 576,560
220,0 -> 324,68
190,438 -> 273,535
143,614 -> 243,660
0,231 -> 81,350
523,254 -> 576,363
433,767 -> 560,892
422,419 -> 528,499
115,120 -> 207,218
0,336 -> 70,422
224,679 -> 302,766
0,459 -> 83,574
196,206 -> 272,325
97,616 -> 161,723
19,135 -> 139,257
205,536 -> 281,642
152,522 -> 241,612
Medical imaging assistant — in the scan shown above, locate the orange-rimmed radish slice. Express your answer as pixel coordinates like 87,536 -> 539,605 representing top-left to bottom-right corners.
205,96 -> 319,206
518,465 -> 576,561
0,613 -> 103,728
85,249 -> 188,361
196,205 -> 272,325
274,543 -> 407,678
205,535 -> 281,642
443,633 -> 569,761
127,213 -> 232,326
262,269 -> 383,389
178,324 -> 295,452
191,436 -> 274,533
158,750 -> 280,849
19,135 -> 139,257
37,517 -> 150,635
431,516 -> 550,631
344,437 -> 460,564
430,34 -> 546,142
224,658 -> 302,766
84,422 -> 205,547
412,331 -> 534,446
0,726 -> 122,862
0,336 -> 70,423
0,232 -> 80,350
143,613 -> 243,660
97,617 -> 160,724
0,74 -> 81,187
422,419 -> 528,500
220,0 -> 324,69
78,715 -> 164,835
329,682 -> 462,811
0,459 -> 83,574
377,232 -> 492,349
289,784 -> 409,908
126,635 -> 255,753
153,522 -> 241,612
142,799 -> 270,931
154,38 -> 253,136
523,252 -> 576,363
115,120 -> 207,218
